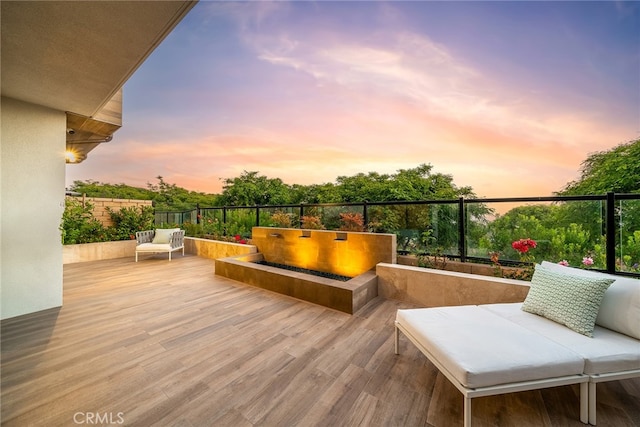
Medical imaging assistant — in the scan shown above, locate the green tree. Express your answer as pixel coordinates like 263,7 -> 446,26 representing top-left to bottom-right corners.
558,139 -> 640,195
70,177 -> 218,211
333,164 -> 476,203
70,180 -> 154,200
218,171 -> 293,206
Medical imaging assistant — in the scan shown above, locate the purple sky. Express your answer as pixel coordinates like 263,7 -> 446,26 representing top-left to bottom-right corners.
66,1 -> 640,198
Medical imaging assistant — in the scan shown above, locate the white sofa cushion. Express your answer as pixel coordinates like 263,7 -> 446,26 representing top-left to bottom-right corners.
522,264 -> 614,337
396,305 -> 584,388
482,303 -> 640,375
541,261 -> 640,340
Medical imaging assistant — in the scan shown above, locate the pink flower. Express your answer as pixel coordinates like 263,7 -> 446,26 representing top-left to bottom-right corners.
558,260 -> 569,266
582,257 -> 594,266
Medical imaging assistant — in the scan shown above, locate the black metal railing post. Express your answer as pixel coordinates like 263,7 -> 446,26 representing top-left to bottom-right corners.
363,201 -> 368,229
458,197 -> 466,263
299,204 -> 304,228
256,206 -> 260,227
196,203 -> 200,224
606,192 -> 616,274
223,207 -> 227,236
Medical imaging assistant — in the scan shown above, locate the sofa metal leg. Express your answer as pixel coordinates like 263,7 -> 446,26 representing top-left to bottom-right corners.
463,396 -> 471,427
394,326 -> 399,355
588,382 -> 596,425
580,382 -> 588,424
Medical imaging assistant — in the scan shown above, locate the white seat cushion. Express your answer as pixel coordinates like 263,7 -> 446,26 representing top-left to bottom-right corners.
396,305 -> 584,388
481,303 -> 640,375
136,243 -> 172,252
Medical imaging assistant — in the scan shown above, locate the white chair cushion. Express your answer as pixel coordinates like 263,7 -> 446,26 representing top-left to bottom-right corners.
136,243 -> 172,252
540,261 -> 640,340
481,303 -> 640,375
396,305 -> 584,388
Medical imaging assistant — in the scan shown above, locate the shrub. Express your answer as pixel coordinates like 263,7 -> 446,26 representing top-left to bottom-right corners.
339,212 -> 365,232
301,215 -> 324,230
61,199 -> 156,244
107,205 -> 155,240
60,198 -> 108,244
270,210 -> 293,228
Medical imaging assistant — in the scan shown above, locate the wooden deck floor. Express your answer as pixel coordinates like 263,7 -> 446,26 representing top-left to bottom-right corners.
2,255 -> 639,426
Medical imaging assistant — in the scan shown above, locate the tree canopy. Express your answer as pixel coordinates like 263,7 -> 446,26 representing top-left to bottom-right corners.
70,176 -> 218,211
70,163 -> 477,209
558,138 -> 640,195
71,138 -> 640,211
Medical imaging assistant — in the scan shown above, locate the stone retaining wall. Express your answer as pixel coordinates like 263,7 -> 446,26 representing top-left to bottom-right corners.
66,196 -> 153,227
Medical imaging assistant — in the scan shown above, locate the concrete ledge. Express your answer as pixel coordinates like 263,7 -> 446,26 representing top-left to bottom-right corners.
63,240 -> 136,264
376,263 -> 530,307
215,253 -> 378,314
63,237 -> 257,264
184,237 -> 257,259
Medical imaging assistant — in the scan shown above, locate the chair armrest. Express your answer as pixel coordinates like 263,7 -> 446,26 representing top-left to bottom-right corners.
169,230 -> 185,248
136,230 -> 155,244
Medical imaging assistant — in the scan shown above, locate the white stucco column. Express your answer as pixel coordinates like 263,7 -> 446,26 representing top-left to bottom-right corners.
1,96 -> 66,319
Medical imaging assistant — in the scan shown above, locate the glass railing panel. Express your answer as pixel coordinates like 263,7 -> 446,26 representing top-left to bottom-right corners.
617,197 -> 640,273
466,199 -> 606,268
259,206 -> 299,228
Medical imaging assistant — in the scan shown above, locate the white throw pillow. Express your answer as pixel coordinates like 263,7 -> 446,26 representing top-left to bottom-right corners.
523,264 -> 614,337
152,228 -> 176,244
540,261 -> 640,340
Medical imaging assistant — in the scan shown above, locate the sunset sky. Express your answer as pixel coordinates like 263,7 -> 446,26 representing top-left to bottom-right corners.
66,1 -> 639,198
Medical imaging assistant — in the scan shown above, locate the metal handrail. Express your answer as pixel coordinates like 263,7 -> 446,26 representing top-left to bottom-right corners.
155,192 -> 640,276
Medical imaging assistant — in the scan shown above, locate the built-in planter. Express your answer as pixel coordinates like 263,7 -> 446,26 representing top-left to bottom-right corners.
184,237 -> 257,260
63,240 -> 137,264
397,254 -> 526,278
376,263 -> 530,308
63,237 -> 257,264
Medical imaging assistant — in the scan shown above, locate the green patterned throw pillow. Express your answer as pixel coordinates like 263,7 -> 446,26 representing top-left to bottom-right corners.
522,264 -> 614,337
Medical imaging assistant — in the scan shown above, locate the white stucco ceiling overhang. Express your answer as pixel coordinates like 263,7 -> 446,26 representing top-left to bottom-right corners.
1,0 -> 196,117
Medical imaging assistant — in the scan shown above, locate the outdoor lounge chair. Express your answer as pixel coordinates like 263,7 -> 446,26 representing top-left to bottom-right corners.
395,262 -> 640,426
135,228 -> 185,262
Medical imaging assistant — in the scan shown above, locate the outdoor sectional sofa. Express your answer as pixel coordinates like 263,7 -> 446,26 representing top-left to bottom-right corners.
135,228 -> 185,262
395,261 -> 640,426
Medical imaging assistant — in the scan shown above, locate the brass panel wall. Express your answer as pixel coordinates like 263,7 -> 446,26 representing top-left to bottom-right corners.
251,227 -> 396,278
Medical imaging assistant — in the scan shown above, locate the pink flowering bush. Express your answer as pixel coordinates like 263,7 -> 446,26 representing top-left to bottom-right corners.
555,256 -> 595,268
511,238 -> 537,253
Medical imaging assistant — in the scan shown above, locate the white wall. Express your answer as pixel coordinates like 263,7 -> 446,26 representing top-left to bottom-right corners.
1,96 -> 66,319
